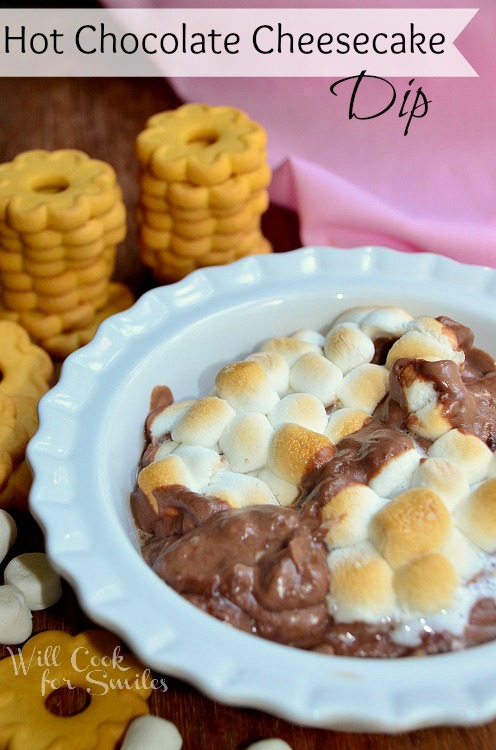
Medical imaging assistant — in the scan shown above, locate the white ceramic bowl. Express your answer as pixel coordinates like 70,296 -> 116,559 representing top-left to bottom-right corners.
28,246 -> 496,732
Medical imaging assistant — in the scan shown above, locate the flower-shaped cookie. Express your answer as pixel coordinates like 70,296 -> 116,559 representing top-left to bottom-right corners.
0,629 -> 152,750
136,104 -> 267,186
0,150 -> 121,233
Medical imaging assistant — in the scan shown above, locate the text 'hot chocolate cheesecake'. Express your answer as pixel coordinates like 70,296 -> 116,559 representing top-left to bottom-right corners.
131,306 -> 496,657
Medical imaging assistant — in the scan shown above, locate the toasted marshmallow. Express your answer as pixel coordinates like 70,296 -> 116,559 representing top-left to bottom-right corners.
411,458 -> 469,512
268,393 -> 328,434
369,448 -> 421,498
260,337 -> 321,367
216,361 -> 279,414
370,488 -> 452,569
325,408 -> 370,445
291,329 -> 325,348
328,541 -> 395,623
336,364 -> 389,414
455,478 -> 496,553
332,306 -> 377,327
428,429 -> 492,485
406,402 -> 453,441
324,322 -> 375,375
205,471 -> 276,508
289,353 -> 342,406
256,467 -> 299,506
149,400 -> 195,443
268,423 -> 334,485
442,528 -> 484,580
386,324 -> 464,369
359,306 -> 413,339
171,397 -> 235,449
410,317 -> 461,354
172,444 -> 224,490
138,456 -> 194,512
218,412 -> 273,473
245,352 -> 289,396
321,484 -> 384,548
393,553 -> 457,613
394,363 -> 438,413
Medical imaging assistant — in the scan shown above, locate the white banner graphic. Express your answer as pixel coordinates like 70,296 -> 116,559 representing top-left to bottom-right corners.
0,8 -> 478,77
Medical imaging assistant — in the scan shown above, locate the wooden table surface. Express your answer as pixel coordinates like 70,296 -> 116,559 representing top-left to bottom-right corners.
0,76 -> 495,750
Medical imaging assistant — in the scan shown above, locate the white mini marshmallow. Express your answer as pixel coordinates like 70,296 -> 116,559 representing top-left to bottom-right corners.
428,429 -> 492,485
0,510 -> 17,563
154,441 -> 179,461
336,364 -> 389,414
121,715 -> 182,750
149,400 -> 195,443
407,402 -> 453,441
359,306 -> 413,339
172,444 -> 225,491
216,361 -> 280,414
171,397 -> 236,448
260,337 -> 321,367
245,352 -> 290,396
322,484 -> 384,548
246,741 -> 293,750
206,471 -> 277,508
332,306 -> 377,327
219,412 -> 273,473
289,353 -> 343,406
257,467 -> 299,506
268,393 -> 328,434
411,458 -> 469,511
369,448 -> 421,498
325,407 -> 370,445
442,528 -> 484,581
324,322 -> 375,374
0,585 -> 32,644
4,553 -> 62,610
386,319 -> 465,368
291,328 -> 325,348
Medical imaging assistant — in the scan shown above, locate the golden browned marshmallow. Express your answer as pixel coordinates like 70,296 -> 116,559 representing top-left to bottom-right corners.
245,351 -> 289,396
324,407 -> 371,445
260,336 -> 321,366
324,322 -> 375,375
268,423 -> 334,484
171,397 -> 235,448
406,403 -> 453,441
455,478 -> 496,553
218,412 -> 273,473
268,393 -> 328,434
393,553 -> 458,613
328,542 -> 395,623
386,330 -> 464,370
411,316 -> 461,353
411,457 -> 469,511
215,360 -> 280,414
428,429 -> 492,485
205,470 -> 276,508
256,466 -> 299,506
289,352 -> 342,406
359,306 -> 413,339
392,360 -> 452,440
138,455 -> 193,512
336,363 -> 389,415
369,448 -> 420,498
291,329 -> 325,347
148,399 -> 195,443
321,484 -> 384,548
370,488 -> 452,569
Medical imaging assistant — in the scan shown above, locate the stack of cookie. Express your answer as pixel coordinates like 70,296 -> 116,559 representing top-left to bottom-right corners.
0,149 -> 134,358
0,320 -> 53,511
136,104 -> 272,282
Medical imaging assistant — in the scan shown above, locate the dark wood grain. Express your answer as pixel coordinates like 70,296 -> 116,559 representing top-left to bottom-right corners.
0,76 -> 494,750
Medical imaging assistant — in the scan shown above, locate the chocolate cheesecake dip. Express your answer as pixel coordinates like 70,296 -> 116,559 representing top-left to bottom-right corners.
131,306 -> 496,657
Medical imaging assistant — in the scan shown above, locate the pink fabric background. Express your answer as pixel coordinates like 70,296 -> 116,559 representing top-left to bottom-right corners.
105,0 -> 496,267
